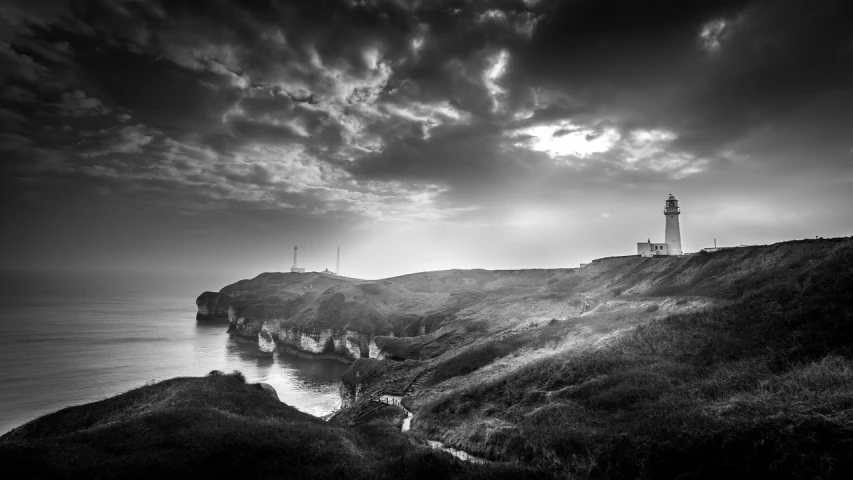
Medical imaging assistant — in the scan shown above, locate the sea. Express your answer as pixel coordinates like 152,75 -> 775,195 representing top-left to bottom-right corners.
0,269 -> 349,435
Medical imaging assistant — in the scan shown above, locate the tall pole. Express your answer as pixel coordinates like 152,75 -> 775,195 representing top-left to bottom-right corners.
293,246 -> 298,268
336,246 -> 340,275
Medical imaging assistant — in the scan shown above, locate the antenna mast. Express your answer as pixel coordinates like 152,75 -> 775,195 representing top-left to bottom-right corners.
289,245 -> 305,273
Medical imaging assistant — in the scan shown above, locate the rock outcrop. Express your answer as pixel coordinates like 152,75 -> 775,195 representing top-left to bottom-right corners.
258,382 -> 279,401
258,329 -> 276,355
259,326 -> 384,362
195,292 -> 231,321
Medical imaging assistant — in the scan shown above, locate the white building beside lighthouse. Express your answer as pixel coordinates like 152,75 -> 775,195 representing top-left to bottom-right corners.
637,194 -> 683,257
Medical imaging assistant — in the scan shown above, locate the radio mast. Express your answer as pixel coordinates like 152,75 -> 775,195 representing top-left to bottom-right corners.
290,246 -> 305,273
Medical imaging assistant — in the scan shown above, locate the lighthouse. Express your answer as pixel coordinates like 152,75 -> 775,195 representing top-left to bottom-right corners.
636,194 -> 684,257
664,194 -> 682,255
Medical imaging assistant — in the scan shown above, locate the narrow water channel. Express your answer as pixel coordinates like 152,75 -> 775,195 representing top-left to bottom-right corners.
379,394 -> 487,463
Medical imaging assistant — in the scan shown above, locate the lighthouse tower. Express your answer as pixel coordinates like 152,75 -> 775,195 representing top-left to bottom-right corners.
664,194 -> 682,255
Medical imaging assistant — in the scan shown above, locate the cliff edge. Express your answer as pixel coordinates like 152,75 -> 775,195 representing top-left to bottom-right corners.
195,291 -> 231,321
0,372 -> 530,479
200,238 -> 853,365
344,237 -> 853,478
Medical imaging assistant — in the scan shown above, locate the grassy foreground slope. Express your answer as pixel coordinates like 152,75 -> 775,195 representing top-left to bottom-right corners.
408,239 -> 853,478
0,372 -> 535,479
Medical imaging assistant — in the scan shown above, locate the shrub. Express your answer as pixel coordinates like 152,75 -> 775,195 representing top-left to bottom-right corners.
231,370 -> 246,383
208,370 -> 224,377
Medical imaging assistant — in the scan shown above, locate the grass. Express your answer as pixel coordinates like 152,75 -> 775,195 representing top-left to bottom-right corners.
10,238 -> 853,478
374,332 -> 454,360
413,242 -> 853,478
425,320 -> 587,387
0,371 -> 540,479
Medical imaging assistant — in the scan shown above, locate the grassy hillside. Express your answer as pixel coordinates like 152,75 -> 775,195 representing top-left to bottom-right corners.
6,238 -> 852,478
220,239 -> 851,356
402,239 -> 853,478
221,271 -> 361,304
0,372 -> 537,479
183,237 -> 853,477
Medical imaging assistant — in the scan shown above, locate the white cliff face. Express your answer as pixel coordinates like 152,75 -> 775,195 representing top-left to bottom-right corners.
369,338 -> 386,360
228,306 -> 267,337
258,328 -> 276,354
265,326 -> 379,362
228,306 -> 246,331
229,311 -> 246,334
286,328 -> 332,354
343,331 -> 364,359
229,310 -> 390,361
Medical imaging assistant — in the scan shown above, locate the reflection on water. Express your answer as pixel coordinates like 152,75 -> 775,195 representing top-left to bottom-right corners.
221,335 -> 351,417
278,353 -> 351,382
0,293 -> 350,434
256,354 -> 275,369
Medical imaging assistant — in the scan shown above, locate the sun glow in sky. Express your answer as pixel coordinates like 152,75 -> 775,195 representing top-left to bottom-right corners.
517,122 -> 621,158
700,19 -> 728,51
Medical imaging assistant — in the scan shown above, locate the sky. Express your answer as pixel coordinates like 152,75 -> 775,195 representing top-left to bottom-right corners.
2,0 -> 852,283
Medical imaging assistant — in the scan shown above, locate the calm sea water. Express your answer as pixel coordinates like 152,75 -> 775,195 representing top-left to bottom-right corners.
0,271 -> 350,435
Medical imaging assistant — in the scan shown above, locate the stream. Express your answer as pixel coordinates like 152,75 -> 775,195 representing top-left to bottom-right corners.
378,394 -> 487,463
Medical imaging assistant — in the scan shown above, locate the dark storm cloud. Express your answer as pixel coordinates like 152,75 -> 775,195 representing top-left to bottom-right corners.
70,41 -> 242,134
2,0 -> 852,243
352,123 -> 507,181
671,1 -> 853,156
54,89 -> 110,116
0,42 -> 49,83
508,0 -> 853,159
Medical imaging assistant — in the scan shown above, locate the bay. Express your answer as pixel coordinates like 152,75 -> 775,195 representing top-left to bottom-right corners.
0,270 -> 348,434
